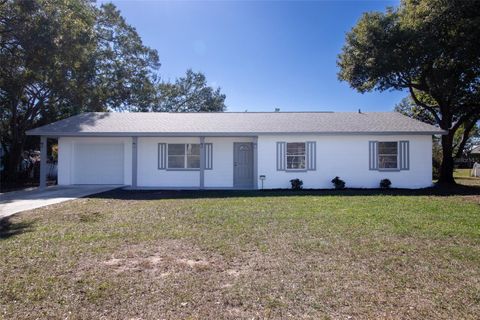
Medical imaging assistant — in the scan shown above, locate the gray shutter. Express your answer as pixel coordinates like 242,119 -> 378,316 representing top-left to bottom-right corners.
306,141 -> 316,170
158,143 -> 167,169
369,141 -> 378,170
399,140 -> 409,170
276,142 -> 286,171
205,143 -> 213,170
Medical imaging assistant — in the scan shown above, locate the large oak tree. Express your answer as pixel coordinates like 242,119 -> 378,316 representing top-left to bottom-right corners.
0,0 -> 160,181
337,0 -> 480,184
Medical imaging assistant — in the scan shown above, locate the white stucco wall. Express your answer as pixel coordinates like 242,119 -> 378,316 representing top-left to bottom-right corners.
257,134 -> 432,189
58,137 -> 132,185
136,137 -> 254,188
58,134 -> 433,189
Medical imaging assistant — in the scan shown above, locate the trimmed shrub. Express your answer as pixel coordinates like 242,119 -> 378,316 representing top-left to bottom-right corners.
290,178 -> 303,190
380,178 -> 392,189
331,176 -> 345,189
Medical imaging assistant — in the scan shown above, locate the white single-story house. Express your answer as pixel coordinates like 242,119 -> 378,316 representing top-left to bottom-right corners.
27,112 -> 445,189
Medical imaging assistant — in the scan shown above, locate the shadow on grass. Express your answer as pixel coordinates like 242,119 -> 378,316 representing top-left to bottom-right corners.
88,184 -> 480,201
0,217 -> 34,240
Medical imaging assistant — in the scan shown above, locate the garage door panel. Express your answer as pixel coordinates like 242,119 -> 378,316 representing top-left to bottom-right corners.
73,143 -> 124,184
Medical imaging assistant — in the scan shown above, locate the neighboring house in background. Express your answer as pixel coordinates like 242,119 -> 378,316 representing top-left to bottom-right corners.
455,145 -> 480,169
27,112 -> 445,189
469,145 -> 480,160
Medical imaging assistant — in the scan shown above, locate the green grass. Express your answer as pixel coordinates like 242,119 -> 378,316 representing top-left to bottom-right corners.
455,168 -> 472,178
453,168 -> 480,186
1,174 -> 479,319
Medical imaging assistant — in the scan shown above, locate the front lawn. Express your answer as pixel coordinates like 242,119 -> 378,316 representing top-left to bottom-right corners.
1,177 -> 479,319
453,168 -> 480,186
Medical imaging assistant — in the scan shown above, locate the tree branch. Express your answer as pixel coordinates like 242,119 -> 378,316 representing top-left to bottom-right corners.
408,86 -> 441,124
454,117 -> 478,159
452,108 -> 480,132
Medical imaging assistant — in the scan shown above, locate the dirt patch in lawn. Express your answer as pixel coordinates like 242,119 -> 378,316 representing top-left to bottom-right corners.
98,239 -> 224,275
95,238 -> 256,282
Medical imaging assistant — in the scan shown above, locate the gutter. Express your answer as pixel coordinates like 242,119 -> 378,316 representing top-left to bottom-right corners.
25,130 -> 448,137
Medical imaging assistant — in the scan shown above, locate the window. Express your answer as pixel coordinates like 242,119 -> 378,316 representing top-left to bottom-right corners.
378,141 -> 398,169
286,142 -> 306,170
167,144 -> 200,169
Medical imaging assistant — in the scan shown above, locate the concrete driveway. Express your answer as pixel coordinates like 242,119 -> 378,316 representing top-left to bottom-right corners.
0,185 -> 121,218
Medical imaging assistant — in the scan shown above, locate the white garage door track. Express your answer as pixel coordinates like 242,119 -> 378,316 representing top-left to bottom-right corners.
0,185 -> 121,218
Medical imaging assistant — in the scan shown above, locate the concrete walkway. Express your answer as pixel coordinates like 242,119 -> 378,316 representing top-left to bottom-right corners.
0,185 -> 121,218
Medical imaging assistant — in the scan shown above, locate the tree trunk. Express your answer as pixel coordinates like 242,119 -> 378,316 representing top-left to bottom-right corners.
437,132 -> 456,185
4,99 -> 26,183
454,118 -> 476,159
4,141 -> 23,182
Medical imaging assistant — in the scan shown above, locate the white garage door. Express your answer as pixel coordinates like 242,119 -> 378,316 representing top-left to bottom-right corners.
73,143 -> 124,184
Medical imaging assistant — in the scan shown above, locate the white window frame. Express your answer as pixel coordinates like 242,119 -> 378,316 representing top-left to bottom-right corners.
377,141 -> 399,170
285,142 -> 307,170
167,143 -> 200,170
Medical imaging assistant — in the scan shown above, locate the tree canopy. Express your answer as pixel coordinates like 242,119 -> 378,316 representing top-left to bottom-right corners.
153,69 -> 226,112
338,0 -> 480,184
394,97 -> 436,125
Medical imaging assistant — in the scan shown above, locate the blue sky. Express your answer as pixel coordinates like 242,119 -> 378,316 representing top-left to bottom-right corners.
99,0 -> 404,112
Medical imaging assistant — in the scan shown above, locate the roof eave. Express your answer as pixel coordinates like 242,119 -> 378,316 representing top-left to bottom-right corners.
25,130 -> 447,137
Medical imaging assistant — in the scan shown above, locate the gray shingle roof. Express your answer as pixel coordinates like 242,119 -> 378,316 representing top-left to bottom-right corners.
26,112 -> 445,136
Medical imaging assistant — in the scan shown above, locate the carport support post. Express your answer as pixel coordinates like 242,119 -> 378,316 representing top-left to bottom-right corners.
200,136 -> 205,189
253,136 -> 258,190
132,137 -> 138,188
39,136 -> 47,190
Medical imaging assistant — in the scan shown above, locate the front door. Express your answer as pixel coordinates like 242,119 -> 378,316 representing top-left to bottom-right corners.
233,142 -> 254,189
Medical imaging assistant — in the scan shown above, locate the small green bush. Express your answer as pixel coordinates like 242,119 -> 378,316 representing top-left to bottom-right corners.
331,176 -> 346,189
380,178 -> 392,189
290,178 -> 303,190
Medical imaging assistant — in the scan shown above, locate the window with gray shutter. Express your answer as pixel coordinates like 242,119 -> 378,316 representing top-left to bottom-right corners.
167,144 -> 200,169
286,142 -> 306,170
369,140 -> 410,171
276,141 -> 316,171
204,143 -> 213,170
276,142 -> 286,171
378,142 -> 399,169
158,143 -> 167,169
